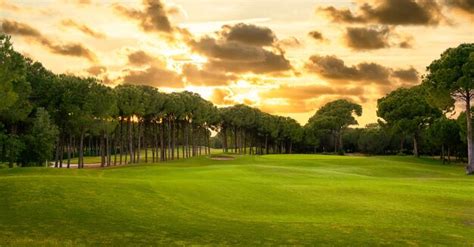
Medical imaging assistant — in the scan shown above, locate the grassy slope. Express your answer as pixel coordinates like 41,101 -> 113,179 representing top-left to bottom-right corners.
0,155 -> 473,246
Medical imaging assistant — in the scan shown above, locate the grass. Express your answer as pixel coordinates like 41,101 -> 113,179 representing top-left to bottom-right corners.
0,154 -> 473,245
65,147 -> 222,164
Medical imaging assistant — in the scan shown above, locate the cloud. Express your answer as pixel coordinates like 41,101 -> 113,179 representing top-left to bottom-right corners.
1,19 -> 41,36
318,0 -> 444,26
392,67 -> 419,83
259,99 -> 312,114
113,0 -> 190,41
220,23 -> 276,46
189,23 -> 292,74
0,0 -> 20,11
1,20 -> 97,62
445,0 -> 474,19
60,19 -> 106,39
308,30 -> 324,41
121,50 -> 182,88
210,88 -> 236,105
86,65 -> 107,76
305,55 -> 419,85
261,85 -> 365,100
345,26 -> 391,50
121,66 -> 183,88
276,37 -> 302,48
64,0 -> 91,5
127,50 -> 156,65
182,64 -> 237,86
399,36 -> 414,48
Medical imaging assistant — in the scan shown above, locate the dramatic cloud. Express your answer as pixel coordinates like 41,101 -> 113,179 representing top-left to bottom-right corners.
60,19 -> 106,39
182,64 -> 237,86
114,0 -> 187,40
392,67 -> 419,83
122,50 -> 182,88
121,66 -> 182,88
318,0 -> 444,26
127,50 -> 155,65
220,23 -> 276,46
345,27 -> 390,50
308,30 -> 324,41
190,23 -> 292,74
446,0 -> 474,19
1,20 -> 97,62
305,55 -> 418,85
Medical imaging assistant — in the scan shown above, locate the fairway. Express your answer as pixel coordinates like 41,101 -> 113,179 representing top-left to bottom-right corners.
0,155 -> 473,245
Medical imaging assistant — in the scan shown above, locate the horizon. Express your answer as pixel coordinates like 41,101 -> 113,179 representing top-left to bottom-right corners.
1,0 -> 473,126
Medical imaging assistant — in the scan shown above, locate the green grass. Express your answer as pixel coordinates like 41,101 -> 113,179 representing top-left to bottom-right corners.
1,155 -> 473,245
66,147 -> 222,164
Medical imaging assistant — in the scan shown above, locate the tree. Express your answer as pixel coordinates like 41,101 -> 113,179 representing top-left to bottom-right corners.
427,117 -> 460,163
357,123 -> 390,155
424,43 -> 474,174
21,108 -> 59,166
377,86 -> 441,157
0,35 -> 24,112
307,99 -> 362,153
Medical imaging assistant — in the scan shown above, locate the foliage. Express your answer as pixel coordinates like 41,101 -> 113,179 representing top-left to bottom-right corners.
377,86 -> 441,156
20,108 -> 59,166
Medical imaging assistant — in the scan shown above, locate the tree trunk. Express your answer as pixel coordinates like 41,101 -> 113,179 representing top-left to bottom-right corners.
119,117 -> 123,165
106,132 -> 111,166
413,136 -> 419,157
339,130 -> 343,153
113,133 -> 117,166
182,123 -> 185,159
144,122 -> 148,163
190,124 -> 195,157
207,133 -> 211,156
234,127 -> 238,153
79,131 -> 85,169
447,146 -> 451,163
222,127 -> 227,153
59,136 -> 64,168
185,122 -> 189,158
100,132 -> 105,167
160,122 -> 165,161
465,95 -> 474,174
171,119 -> 175,160
128,117 -> 134,164
137,121 -> 141,163
67,135 -> 72,168
400,136 -> 404,154
441,144 -> 445,164
265,135 -> 268,154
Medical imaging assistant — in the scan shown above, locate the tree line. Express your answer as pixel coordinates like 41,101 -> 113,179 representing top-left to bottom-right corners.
1,34 -> 473,174
1,35 -> 222,168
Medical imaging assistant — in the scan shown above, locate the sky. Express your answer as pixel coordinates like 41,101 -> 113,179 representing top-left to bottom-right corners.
1,0 -> 473,126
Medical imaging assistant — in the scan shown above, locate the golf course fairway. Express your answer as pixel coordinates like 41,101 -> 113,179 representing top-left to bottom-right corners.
0,155 -> 473,245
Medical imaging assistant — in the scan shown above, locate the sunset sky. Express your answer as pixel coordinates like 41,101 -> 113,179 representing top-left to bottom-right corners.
1,0 -> 473,125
